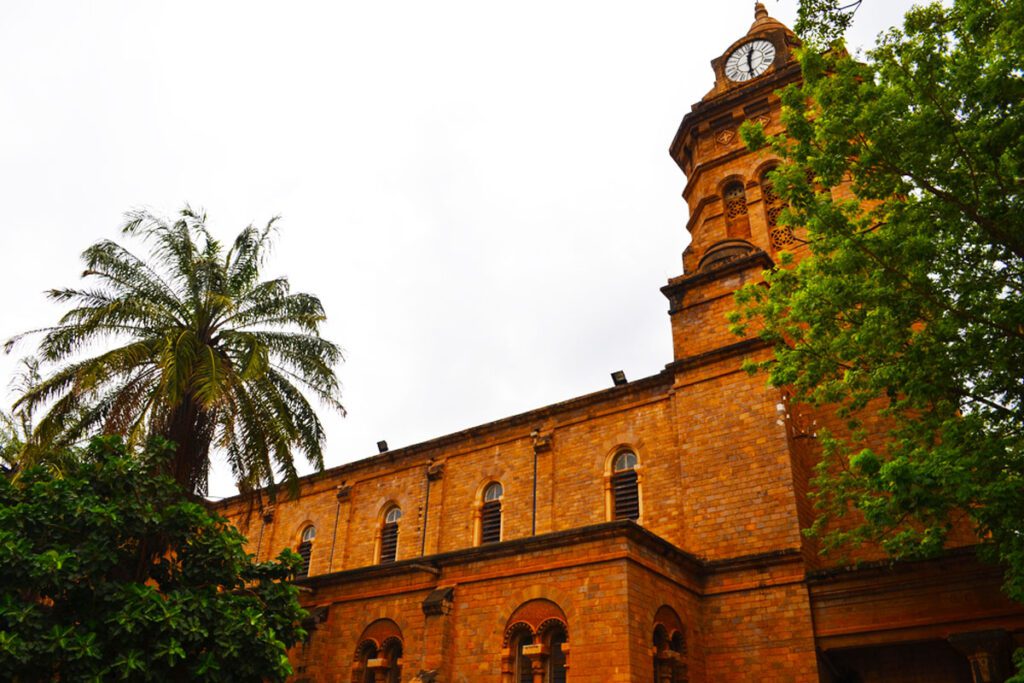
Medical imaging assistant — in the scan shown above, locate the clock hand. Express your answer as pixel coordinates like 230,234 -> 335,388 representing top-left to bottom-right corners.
747,49 -> 754,73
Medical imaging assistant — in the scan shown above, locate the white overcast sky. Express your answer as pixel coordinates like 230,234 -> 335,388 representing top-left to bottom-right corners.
0,1 -> 917,498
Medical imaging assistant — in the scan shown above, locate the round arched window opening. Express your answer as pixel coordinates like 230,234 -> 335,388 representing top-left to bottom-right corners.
296,525 -> 316,577
480,482 -> 503,545
613,450 -> 638,472
484,482 -> 503,502
385,507 -> 402,524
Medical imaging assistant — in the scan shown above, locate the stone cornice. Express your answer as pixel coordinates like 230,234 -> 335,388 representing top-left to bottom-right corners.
669,60 -> 802,170
661,250 -> 775,306
292,521 -> 805,592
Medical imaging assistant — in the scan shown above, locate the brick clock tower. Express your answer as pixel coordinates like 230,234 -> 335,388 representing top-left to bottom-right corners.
662,3 -> 801,363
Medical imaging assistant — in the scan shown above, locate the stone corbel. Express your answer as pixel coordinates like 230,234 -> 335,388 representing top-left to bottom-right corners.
531,430 -> 552,454
427,461 -> 445,481
523,643 -> 550,683
421,586 -> 455,616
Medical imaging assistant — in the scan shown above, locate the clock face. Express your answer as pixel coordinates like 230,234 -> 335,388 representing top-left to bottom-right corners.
724,39 -> 776,82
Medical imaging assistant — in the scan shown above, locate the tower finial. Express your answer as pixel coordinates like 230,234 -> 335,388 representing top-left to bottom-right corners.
754,2 -> 768,20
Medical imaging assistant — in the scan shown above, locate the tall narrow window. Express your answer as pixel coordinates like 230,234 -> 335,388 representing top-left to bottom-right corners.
761,169 -> 795,249
297,525 -> 316,577
383,639 -> 403,683
612,451 -> 640,521
513,632 -> 533,683
380,506 -> 401,564
356,642 -> 377,683
481,482 -> 503,544
548,624 -> 568,683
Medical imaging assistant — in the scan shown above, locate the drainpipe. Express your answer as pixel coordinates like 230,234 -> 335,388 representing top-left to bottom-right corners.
255,506 -> 274,561
531,430 -> 539,536
328,483 -> 348,572
421,463 -> 432,557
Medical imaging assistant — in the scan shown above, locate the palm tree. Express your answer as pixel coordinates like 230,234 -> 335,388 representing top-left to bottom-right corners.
6,207 -> 344,495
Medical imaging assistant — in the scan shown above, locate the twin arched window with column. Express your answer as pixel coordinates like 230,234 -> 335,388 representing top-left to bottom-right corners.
352,619 -> 403,683
502,600 -> 569,683
653,605 -> 688,683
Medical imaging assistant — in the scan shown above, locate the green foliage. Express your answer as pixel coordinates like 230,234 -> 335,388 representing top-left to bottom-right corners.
6,207 -> 345,495
734,0 -> 1024,600
0,436 -> 307,682
0,358 -> 41,473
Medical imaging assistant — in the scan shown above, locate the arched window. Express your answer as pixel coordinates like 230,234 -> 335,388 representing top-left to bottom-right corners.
481,482 -> 503,545
722,180 -> 750,238
653,605 -> 688,683
761,168 -> 795,249
382,637 -> 403,683
380,506 -> 401,564
352,620 -> 403,683
297,525 -> 316,577
546,622 -> 568,683
501,600 -> 570,683
510,629 -> 534,683
612,450 -> 640,521
356,641 -> 377,683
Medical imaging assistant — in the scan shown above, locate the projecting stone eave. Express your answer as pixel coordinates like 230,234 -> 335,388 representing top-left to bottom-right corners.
669,58 -> 802,180
290,519 -> 804,593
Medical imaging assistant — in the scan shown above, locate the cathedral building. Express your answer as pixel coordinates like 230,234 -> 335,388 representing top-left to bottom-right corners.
215,6 -> 1024,681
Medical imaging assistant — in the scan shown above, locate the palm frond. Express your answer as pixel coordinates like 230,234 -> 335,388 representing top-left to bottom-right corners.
11,207 -> 344,494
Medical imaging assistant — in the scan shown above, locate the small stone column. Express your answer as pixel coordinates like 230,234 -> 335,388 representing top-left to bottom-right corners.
500,649 -> 515,683
949,630 -> 1011,683
523,643 -> 550,683
366,657 -> 390,683
654,650 -> 677,683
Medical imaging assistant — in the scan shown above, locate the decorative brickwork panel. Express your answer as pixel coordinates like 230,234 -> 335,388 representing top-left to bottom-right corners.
762,177 -> 796,249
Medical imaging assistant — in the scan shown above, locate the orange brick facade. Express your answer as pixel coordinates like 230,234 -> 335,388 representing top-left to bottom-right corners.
214,6 -> 1024,681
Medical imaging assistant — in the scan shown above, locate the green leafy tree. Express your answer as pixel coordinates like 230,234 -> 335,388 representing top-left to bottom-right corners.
0,436 -> 307,682
733,0 -> 1024,601
6,207 -> 344,495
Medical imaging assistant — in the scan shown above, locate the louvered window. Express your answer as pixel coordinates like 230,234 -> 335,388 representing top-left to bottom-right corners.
612,451 -> 640,521
380,507 -> 401,564
297,525 -> 316,577
481,482 -> 503,545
